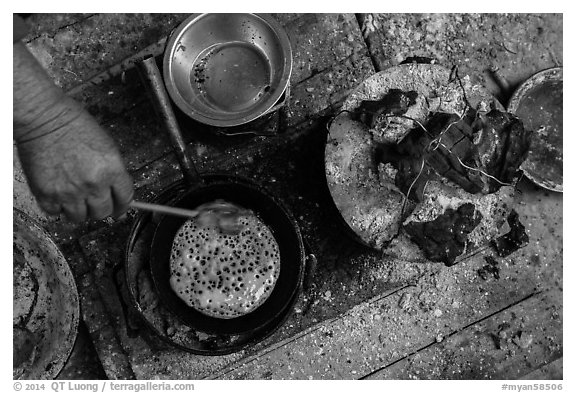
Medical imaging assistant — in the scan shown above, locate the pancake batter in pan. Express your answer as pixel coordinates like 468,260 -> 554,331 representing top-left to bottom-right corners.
169,202 -> 281,319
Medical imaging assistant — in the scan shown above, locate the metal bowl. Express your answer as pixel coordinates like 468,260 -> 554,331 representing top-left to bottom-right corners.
508,67 -> 563,192
163,14 -> 292,127
13,209 -> 79,379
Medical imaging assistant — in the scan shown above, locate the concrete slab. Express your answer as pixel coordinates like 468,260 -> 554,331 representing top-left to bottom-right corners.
358,13 -> 562,102
520,358 -> 563,380
23,14 -> 188,90
365,290 -> 562,379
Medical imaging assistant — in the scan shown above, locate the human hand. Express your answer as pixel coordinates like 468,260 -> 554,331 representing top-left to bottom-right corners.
15,99 -> 134,222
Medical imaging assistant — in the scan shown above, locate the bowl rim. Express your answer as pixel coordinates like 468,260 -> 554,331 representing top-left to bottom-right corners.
163,13 -> 292,127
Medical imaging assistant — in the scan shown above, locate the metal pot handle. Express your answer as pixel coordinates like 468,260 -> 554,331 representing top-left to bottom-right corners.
302,238 -> 318,292
136,55 -> 201,187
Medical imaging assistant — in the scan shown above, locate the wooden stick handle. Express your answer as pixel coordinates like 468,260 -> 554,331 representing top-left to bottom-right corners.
130,201 -> 199,219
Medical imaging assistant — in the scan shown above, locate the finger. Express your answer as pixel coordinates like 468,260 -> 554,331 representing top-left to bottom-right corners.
37,200 -> 62,216
111,172 -> 134,218
86,189 -> 114,220
62,201 -> 88,222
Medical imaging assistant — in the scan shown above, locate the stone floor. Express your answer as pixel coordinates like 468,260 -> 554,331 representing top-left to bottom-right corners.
13,13 -> 562,380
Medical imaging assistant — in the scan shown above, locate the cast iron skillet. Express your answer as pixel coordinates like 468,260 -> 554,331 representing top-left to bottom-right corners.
149,177 -> 304,335
123,176 -> 305,354
136,56 -> 305,337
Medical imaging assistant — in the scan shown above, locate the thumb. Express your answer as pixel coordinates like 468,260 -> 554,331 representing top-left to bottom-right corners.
111,170 -> 134,218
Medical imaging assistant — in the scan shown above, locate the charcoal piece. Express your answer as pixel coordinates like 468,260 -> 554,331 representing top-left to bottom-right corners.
380,109 -> 531,198
381,110 -> 483,200
492,210 -> 529,257
420,111 -> 484,194
400,56 -> 436,65
472,110 -> 532,193
376,132 -> 438,201
356,88 -> 418,128
485,255 -> 498,266
478,255 -> 500,280
404,203 -> 482,265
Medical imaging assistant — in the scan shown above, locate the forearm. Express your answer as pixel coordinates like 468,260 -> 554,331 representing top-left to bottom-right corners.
13,41 -> 82,143
13,39 -> 134,221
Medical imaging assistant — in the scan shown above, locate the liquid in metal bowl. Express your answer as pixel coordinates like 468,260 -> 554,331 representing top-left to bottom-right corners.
163,14 -> 292,127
